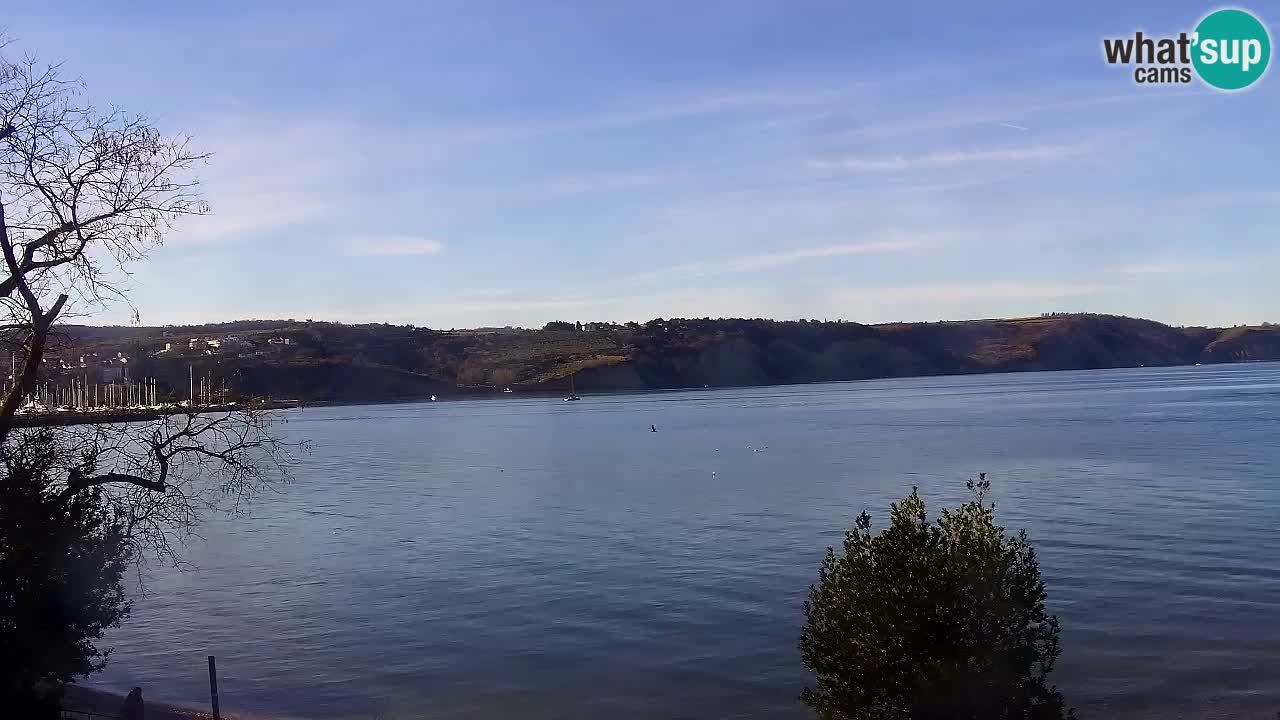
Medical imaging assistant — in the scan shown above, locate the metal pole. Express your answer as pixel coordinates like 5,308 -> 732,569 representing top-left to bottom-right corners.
208,655 -> 221,720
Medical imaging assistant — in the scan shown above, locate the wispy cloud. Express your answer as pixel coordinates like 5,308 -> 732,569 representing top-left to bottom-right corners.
402,81 -> 876,150
1116,259 -> 1243,275
810,143 -> 1091,174
273,292 -> 633,327
622,237 -> 925,285
172,191 -> 330,244
839,282 -> 1101,304
395,280 -> 1102,328
509,169 -> 681,198
167,118 -> 379,245
344,236 -> 444,257
586,83 -> 871,129
814,88 -> 1202,144
728,239 -> 924,271
404,294 -> 618,319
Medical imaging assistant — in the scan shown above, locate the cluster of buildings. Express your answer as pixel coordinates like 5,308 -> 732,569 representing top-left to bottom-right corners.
26,334 -> 299,388
40,352 -> 132,384
155,335 -> 293,357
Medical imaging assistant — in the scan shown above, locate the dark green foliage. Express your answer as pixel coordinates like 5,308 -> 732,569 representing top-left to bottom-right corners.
1,430 -> 133,718
543,321 -> 577,332
799,476 -> 1074,720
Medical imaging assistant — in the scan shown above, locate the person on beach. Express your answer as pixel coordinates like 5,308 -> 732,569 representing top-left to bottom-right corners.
121,687 -> 145,720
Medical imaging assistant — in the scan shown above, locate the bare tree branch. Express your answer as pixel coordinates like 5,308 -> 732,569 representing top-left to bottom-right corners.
0,49 -> 208,442
61,469 -> 166,498
1,42 -> 301,570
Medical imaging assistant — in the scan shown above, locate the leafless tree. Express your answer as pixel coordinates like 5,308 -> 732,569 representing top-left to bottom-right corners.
1,41 -> 298,566
26,408 -> 294,566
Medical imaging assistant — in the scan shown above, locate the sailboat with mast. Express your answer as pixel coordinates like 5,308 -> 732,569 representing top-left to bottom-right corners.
564,372 -> 580,401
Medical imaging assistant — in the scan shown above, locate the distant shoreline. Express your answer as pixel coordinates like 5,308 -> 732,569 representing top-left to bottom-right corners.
10,400 -> 303,429
21,359 -> 1280,427
44,314 -> 1280,408
281,358 -> 1280,409
64,685 -> 226,720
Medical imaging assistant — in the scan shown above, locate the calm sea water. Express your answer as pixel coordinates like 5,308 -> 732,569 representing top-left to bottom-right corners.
93,364 -> 1280,719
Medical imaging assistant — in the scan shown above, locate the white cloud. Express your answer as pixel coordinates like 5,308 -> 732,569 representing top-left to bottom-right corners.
171,190 -> 330,244
344,236 -> 444,257
810,143 -> 1091,174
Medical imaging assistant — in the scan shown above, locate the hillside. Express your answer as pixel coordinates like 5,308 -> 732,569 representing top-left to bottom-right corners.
30,314 -> 1280,402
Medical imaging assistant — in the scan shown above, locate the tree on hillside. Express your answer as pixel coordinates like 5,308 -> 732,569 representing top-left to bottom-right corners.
543,320 -> 575,332
799,476 -> 1074,720
1,40 -> 298,715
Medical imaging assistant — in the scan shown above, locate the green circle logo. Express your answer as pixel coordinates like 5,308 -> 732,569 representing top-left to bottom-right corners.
1192,8 -> 1271,90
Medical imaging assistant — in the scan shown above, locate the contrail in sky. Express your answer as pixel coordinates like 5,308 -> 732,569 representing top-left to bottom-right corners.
998,122 -> 1030,131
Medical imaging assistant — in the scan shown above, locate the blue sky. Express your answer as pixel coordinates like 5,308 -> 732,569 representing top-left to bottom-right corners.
6,1 -> 1278,328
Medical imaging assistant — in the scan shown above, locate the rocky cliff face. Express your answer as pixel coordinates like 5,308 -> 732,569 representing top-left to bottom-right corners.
1201,326 -> 1280,363
565,317 -> 1280,392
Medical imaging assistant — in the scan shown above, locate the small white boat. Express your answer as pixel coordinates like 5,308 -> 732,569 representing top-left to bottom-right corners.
503,387 -> 514,393
564,373 -> 579,401
430,395 -> 437,401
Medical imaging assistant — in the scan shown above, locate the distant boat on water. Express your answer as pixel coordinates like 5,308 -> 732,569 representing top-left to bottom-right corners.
564,373 -> 580,401
503,387 -> 514,393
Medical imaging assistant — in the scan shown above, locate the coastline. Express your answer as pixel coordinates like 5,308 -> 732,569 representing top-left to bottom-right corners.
22,359 -> 1279,428
63,685 -> 230,720
276,357 -> 1280,406
9,400 -> 304,429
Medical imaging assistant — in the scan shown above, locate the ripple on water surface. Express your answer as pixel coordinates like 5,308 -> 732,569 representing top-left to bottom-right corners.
96,364 -> 1280,719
